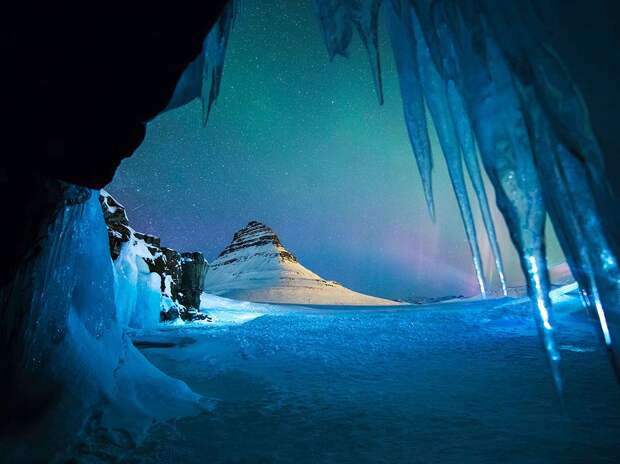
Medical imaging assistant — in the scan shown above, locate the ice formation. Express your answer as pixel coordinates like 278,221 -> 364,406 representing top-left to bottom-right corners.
314,0 -> 510,299
113,231 -> 164,329
314,0 -> 619,386
101,190 -> 211,324
183,0 -> 619,385
314,0 -> 385,104
165,0 -> 237,124
0,190 -> 202,461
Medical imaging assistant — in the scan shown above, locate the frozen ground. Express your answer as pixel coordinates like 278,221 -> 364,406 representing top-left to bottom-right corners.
126,290 -> 620,463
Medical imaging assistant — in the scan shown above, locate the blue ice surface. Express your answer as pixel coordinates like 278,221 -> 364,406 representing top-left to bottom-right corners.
128,294 -> 620,463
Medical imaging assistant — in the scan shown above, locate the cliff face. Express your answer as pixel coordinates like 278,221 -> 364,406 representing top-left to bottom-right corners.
99,191 -> 132,260
180,252 -> 209,309
99,190 -> 209,322
204,221 -> 399,306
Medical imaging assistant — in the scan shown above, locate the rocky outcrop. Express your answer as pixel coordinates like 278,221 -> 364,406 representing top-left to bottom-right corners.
99,190 -> 132,260
180,252 -> 209,310
401,295 -> 466,305
213,220 -> 298,267
99,190 -> 210,322
215,220 -> 298,264
204,221 -> 399,306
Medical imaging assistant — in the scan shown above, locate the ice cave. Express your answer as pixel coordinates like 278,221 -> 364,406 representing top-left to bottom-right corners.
1,1 -> 620,462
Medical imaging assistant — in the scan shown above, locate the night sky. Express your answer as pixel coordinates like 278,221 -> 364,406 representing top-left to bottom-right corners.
107,0 -> 564,299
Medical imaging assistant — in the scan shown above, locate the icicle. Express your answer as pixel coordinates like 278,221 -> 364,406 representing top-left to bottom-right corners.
447,10 -> 562,391
472,0 -> 619,377
314,0 -> 384,103
353,0 -> 384,104
164,0 -> 620,385
524,250 -> 563,393
410,7 -> 487,297
386,0 -> 434,219
517,78 -> 620,380
200,1 -> 236,125
164,1 -> 237,125
482,19 -> 564,392
446,80 -> 508,296
313,0 -> 355,59
420,2 -> 506,295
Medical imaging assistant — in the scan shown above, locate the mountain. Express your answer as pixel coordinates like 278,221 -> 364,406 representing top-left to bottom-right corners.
100,190 -> 210,323
203,221 -> 398,305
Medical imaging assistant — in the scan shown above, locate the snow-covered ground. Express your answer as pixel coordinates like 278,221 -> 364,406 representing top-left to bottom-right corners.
123,287 -> 620,463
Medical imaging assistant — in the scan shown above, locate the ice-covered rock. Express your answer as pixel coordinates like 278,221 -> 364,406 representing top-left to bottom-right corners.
0,187 -> 202,462
204,221 -> 399,305
99,190 -> 210,323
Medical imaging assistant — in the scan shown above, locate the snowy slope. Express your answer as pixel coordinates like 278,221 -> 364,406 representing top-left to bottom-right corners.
203,221 -> 398,305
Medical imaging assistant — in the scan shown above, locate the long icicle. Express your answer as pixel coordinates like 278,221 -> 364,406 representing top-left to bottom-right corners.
163,0 -> 237,124
447,80 -> 508,296
386,0 -> 435,219
353,0 -> 385,104
454,10 -> 562,392
518,78 -> 620,380
411,6 -> 487,296
200,0 -> 237,125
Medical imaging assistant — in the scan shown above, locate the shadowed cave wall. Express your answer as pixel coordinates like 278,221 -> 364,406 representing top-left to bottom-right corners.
0,1 -> 227,430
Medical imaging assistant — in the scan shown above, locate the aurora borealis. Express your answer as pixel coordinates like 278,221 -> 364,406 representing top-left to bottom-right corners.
107,0 -> 564,299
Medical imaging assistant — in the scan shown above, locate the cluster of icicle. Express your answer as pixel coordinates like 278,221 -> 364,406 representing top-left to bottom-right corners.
309,0 -> 620,390
170,0 -> 620,389
165,0 -> 237,125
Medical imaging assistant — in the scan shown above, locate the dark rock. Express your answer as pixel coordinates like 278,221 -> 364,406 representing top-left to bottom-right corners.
161,301 -> 212,324
140,245 -> 183,300
99,192 -> 129,226
179,252 -> 209,309
160,305 -> 180,323
3,2 -> 229,189
99,192 -> 132,260
160,248 -> 184,301
134,232 -> 161,248
180,307 -> 212,323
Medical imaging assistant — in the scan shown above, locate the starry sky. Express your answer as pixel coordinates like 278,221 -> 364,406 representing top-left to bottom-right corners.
107,0 -> 564,299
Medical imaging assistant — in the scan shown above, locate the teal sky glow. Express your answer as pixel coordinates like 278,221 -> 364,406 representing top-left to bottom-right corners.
108,0 -> 564,299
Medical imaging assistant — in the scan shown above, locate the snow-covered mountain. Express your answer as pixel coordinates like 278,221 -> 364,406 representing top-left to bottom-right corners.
203,221 -> 398,305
